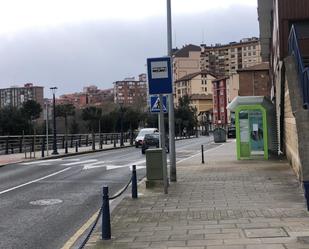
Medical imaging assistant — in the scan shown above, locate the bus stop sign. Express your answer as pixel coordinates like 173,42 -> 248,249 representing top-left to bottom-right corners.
147,57 -> 172,94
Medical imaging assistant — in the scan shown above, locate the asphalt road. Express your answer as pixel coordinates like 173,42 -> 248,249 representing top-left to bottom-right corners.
0,136 -> 215,249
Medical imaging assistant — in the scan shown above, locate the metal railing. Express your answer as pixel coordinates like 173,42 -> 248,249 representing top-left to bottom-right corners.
0,132 -> 135,156
288,24 -> 309,108
77,165 -> 138,249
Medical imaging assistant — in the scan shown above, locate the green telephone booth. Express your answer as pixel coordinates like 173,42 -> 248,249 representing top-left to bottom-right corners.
227,96 -> 276,160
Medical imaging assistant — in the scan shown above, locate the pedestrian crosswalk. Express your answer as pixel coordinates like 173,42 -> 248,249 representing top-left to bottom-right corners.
21,158 -> 146,171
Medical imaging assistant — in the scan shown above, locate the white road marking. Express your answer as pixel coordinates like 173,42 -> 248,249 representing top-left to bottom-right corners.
22,159 -> 63,165
62,159 -> 98,166
83,159 -> 147,170
0,167 -> 72,195
82,161 -> 110,170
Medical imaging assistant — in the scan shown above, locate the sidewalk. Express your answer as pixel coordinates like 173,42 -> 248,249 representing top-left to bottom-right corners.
0,141 -> 132,166
87,140 -> 309,249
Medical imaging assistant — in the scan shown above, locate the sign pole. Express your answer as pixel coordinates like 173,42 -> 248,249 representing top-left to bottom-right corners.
159,94 -> 168,194
167,0 -> 176,182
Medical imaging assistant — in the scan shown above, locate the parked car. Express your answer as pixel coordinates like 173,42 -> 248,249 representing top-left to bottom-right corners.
227,126 -> 236,138
135,128 -> 159,148
141,133 -> 169,154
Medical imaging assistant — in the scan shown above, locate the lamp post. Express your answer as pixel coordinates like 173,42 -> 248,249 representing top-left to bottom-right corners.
50,87 -> 59,155
119,103 -> 124,147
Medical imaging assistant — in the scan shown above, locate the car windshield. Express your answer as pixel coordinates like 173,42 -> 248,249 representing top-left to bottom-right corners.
138,130 -> 153,136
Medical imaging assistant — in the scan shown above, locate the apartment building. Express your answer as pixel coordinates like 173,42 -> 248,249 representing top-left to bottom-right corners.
0,83 -> 44,109
57,87 -> 114,108
113,74 -> 147,108
174,70 -> 216,105
212,77 -> 228,126
200,38 -> 262,76
173,44 -> 201,82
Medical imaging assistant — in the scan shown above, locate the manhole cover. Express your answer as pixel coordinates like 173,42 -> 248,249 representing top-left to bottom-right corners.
244,227 -> 289,238
30,199 -> 63,206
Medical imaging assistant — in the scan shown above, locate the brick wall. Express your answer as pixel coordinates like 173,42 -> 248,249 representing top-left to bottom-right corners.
284,80 -> 302,179
238,70 -> 271,97
284,56 -> 309,182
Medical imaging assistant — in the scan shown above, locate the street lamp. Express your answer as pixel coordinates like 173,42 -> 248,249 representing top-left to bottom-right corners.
50,87 -> 58,155
119,103 -> 124,147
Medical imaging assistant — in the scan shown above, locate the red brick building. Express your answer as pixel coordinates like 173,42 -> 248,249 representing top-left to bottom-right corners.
237,62 -> 271,97
212,77 -> 228,126
113,74 -> 147,108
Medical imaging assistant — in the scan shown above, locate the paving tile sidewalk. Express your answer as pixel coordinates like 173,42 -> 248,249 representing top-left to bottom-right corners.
87,141 -> 309,249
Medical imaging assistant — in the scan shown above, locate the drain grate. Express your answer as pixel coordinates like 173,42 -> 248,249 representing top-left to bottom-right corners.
244,227 -> 289,238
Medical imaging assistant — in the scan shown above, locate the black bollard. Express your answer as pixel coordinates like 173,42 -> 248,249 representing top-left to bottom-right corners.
113,135 -> 116,148
100,135 -> 103,150
86,135 -> 89,147
19,137 -> 23,153
102,186 -> 111,240
75,141 -> 78,153
130,132 -> 133,146
65,139 -> 68,154
201,145 -> 205,164
92,134 -> 95,151
132,165 -> 138,199
41,137 -> 45,158
5,137 -> 9,155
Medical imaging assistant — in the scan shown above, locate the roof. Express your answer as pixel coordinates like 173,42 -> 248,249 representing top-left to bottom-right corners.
191,93 -> 213,100
175,70 -> 217,83
212,76 -> 229,82
237,62 -> 269,72
227,96 -> 274,111
174,44 -> 201,57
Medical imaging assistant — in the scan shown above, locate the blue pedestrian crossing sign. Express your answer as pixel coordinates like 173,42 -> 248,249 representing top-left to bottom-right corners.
150,96 -> 168,113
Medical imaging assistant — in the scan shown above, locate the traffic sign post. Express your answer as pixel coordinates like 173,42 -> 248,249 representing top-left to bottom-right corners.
147,57 -> 172,194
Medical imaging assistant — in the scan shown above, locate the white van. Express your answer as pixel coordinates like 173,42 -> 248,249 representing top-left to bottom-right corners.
135,128 -> 159,147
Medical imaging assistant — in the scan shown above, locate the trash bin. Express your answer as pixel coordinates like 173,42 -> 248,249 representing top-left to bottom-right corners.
213,128 -> 226,143
145,148 -> 164,188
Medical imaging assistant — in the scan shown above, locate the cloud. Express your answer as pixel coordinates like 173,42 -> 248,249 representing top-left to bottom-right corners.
0,5 -> 258,97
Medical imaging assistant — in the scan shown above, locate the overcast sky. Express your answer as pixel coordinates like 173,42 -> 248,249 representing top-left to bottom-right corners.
0,0 -> 259,97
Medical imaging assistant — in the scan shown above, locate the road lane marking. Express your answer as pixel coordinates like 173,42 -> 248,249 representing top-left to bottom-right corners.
0,167 -> 71,195
62,159 -> 98,166
22,159 -> 63,165
82,159 -> 147,170
82,161 -> 109,170
105,165 -> 146,170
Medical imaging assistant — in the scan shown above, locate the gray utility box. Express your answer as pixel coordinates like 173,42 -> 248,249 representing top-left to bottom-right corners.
213,128 -> 226,143
145,148 -> 164,188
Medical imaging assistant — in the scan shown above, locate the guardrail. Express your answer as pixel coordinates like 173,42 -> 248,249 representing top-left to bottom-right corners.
0,132 -> 135,156
288,24 -> 309,109
78,165 -> 138,249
